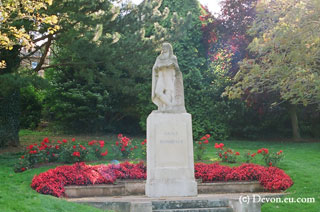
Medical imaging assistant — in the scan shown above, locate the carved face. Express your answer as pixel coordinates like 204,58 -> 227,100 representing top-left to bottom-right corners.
161,43 -> 172,58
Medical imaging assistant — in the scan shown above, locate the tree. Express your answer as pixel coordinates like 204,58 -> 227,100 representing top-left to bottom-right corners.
44,0 -> 190,133
0,0 -> 58,146
224,0 -> 320,140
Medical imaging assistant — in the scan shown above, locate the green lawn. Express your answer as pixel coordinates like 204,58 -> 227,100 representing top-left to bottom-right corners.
0,131 -> 319,212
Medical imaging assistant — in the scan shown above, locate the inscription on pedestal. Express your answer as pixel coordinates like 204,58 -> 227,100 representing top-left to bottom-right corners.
155,122 -> 188,168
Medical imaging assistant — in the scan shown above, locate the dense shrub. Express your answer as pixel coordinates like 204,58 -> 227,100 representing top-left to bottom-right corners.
15,137 -> 108,172
20,86 -> 43,129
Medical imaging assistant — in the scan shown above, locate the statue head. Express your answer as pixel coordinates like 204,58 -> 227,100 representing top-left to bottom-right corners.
160,42 -> 173,59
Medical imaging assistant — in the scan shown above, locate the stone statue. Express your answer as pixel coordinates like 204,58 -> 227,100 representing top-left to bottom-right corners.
152,43 -> 186,113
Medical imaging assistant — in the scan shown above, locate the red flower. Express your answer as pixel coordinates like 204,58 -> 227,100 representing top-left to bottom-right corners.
257,149 -> 262,154
72,138 -> 76,142
88,140 -> 96,146
200,136 -> 207,140
80,145 -> 86,150
235,152 -> 240,156
121,147 -> 125,152
55,145 -> 60,150
62,139 -> 67,143
205,134 -> 210,139
57,140 -> 62,144
130,148 -> 134,151
72,152 -> 80,157
118,134 -> 123,139
264,149 -> 269,154
279,150 -> 283,153
99,140 -> 105,148
134,146 -> 138,149
251,153 -> 256,157
52,153 -> 55,157
269,162 -> 272,166
141,141 -> 145,145
73,145 -> 76,149
225,155 -> 228,159
27,144 -> 34,150
21,167 -> 26,171
203,140 -> 209,144
199,142 -> 202,145
121,137 -> 129,147
116,141 -> 119,146
43,137 -> 49,143
101,149 -> 108,156
21,155 -> 25,159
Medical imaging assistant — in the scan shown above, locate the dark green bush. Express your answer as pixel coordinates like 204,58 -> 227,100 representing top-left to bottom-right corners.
20,86 -> 43,129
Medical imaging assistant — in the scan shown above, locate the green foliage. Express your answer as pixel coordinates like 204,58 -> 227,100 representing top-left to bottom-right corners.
20,86 -> 43,130
44,65 -> 111,133
225,0 -> 320,107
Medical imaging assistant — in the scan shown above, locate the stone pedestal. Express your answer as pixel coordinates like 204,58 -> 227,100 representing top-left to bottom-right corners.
145,112 -> 197,197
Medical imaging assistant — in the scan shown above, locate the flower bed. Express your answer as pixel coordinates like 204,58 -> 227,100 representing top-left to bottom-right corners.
31,162 -> 293,197
195,163 -> 293,191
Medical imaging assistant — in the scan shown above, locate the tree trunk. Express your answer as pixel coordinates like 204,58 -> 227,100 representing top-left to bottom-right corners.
0,90 -> 20,147
288,104 -> 301,141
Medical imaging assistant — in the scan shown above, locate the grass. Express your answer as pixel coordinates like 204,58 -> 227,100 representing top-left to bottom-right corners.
0,130 -> 319,212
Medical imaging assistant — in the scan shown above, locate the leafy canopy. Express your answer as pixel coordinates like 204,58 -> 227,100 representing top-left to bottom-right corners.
225,0 -> 320,107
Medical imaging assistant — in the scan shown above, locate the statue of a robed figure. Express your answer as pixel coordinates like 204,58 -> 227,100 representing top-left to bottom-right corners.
146,43 -> 197,197
152,43 -> 186,113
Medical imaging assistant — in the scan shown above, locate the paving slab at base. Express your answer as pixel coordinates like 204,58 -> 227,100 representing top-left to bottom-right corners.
67,193 -> 286,212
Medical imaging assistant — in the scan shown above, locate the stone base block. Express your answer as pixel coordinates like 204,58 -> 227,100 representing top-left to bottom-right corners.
146,112 -> 197,197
